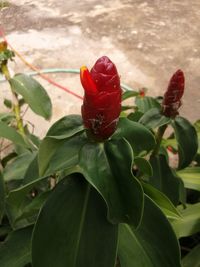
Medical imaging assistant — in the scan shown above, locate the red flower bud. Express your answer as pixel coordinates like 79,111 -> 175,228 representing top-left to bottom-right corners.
162,70 -> 185,117
81,56 -> 122,141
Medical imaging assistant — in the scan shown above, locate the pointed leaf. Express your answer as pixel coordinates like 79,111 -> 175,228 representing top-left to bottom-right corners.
172,116 -> 198,169
177,167 -> 200,191
0,172 -> 5,223
9,74 -> 52,120
139,108 -> 171,129
127,111 -> 143,122
79,138 -> 144,227
122,90 -> 138,101
0,226 -> 32,267
118,196 -> 181,267
149,154 -> 183,205
142,182 -> 181,219
182,244 -> 200,267
0,121 -> 28,147
5,176 -> 47,228
0,112 -> 14,123
134,157 -> 153,177
135,96 -> 161,113
32,175 -> 118,267
22,153 -> 39,185
46,115 -> 84,139
172,203 -> 200,238
38,132 -> 87,176
3,152 -> 36,182
113,117 -> 156,155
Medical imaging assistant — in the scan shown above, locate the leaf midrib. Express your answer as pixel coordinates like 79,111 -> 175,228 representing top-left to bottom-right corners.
73,183 -> 91,267
125,224 -> 154,267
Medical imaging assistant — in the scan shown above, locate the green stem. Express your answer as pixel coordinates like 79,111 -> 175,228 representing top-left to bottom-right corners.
1,63 -> 25,136
152,124 -> 167,156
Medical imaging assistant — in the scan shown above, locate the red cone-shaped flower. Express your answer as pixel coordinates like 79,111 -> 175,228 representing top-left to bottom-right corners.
80,56 -> 122,141
162,69 -> 185,117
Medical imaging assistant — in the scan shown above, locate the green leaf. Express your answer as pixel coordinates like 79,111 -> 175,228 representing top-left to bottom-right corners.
139,108 -> 171,129
0,172 -> 5,223
0,112 -> 14,123
142,182 -> 181,219
171,203 -> 200,238
172,116 -> 198,169
182,244 -> 200,267
122,90 -> 138,101
0,226 -> 32,267
3,98 -> 12,109
3,152 -> 36,182
14,191 -> 51,223
9,74 -> 52,120
118,195 -> 181,267
114,117 -> 156,155
22,154 -> 39,185
127,111 -> 143,122
32,175 -> 118,267
149,154 -> 183,205
79,138 -> 144,227
177,167 -> 200,191
38,132 -> 87,176
134,157 -> 153,178
46,115 -> 84,139
5,176 -> 47,228
0,121 -> 28,147
135,96 -> 161,113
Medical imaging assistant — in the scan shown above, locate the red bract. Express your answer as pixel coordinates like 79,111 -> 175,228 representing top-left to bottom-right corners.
80,56 -> 122,141
162,69 -> 185,117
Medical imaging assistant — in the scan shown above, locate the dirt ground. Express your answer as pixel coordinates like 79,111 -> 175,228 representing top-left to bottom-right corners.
0,0 -> 200,136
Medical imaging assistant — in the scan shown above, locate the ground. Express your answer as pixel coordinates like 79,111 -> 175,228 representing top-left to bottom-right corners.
1,0 -> 200,136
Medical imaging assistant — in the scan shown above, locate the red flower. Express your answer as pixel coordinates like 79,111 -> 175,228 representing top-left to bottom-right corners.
162,69 -> 185,117
80,56 -> 122,141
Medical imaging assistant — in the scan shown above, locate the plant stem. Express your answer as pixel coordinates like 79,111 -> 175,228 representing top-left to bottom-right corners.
1,63 -> 25,136
152,124 -> 167,156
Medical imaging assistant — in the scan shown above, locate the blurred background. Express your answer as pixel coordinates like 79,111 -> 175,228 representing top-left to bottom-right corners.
1,0 -> 200,136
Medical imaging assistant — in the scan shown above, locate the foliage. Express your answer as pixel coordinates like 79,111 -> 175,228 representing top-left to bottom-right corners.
0,51 -> 199,267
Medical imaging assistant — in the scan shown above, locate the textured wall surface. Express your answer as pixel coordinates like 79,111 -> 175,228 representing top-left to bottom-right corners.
1,0 -> 200,136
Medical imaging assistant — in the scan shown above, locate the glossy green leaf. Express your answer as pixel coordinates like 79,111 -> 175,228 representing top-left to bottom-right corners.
32,175 -> 118,267
3,98 -> 12,109
172,203 -> 200,238
14,190 -> 51,223
139,108 -> 171,129
182,244 -> 200,267
5,176 -> 47,229
0,112 -> 14,123
79,139 -> 144,227
172,116 -> 198,169
22,154 -> 39,185
0,172 -> 5,223
135,96 -> 161,113
118,195 -> 181,267
142,182 -> 181,219
177,167 -> 200,191
46,115 -> 84,139
149,154 -> 183,205
114,117 -> 156,155
39,132 -> 87,176
127,111 -> 143,122
122,90 -> 138,101
9,74 -> 52,120
0,226 -> 32,267
134,157 -> 153,177
0,121 -> 28,147
3,152 -> 36,182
